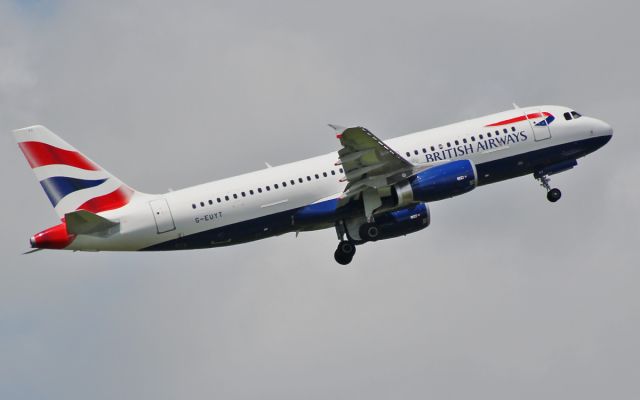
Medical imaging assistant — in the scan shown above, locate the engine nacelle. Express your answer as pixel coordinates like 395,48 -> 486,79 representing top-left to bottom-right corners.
393,159 -> 477,206
356,202 -> 430,242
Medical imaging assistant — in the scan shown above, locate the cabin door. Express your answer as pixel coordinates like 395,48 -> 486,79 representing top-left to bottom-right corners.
525,109 -> 552,141
149,199 -> 176,233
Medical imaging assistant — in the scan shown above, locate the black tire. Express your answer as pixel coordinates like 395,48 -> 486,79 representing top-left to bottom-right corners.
339,241 -> 356,256
547,188 -> 562,202
334,241 -> 356,265
334,249 -> 352,265
359,223 -> 380,242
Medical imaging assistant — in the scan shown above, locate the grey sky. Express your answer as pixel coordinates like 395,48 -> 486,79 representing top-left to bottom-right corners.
1,0 -> 639,399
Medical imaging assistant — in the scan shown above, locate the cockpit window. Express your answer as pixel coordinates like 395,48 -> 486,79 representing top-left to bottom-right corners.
564,112 -> 572,120
571,111 -> 582,119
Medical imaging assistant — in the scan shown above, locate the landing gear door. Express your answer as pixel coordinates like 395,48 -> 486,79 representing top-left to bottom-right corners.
525,109 -> 552,141
149,199 -> 176,234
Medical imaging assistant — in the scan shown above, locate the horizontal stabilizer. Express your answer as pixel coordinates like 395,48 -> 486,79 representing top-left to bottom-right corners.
65,210 -> 118,235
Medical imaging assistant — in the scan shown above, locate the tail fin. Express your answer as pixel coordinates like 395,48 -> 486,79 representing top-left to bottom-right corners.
12,125 -> 136,218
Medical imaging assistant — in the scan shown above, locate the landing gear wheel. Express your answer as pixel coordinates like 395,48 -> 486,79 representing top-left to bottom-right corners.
334,241 -> 356,265
535,173 -> 562,203
547,188 -> 562,202
359,223 -> 380,242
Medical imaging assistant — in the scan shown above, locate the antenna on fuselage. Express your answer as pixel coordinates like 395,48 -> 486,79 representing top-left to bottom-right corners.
512,102 -> 520,109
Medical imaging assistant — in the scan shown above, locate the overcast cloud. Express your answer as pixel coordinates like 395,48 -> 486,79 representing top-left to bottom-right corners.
1,0 -> 639,399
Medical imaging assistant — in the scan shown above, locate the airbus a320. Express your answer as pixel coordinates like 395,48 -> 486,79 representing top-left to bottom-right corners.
13,105 -> 612,264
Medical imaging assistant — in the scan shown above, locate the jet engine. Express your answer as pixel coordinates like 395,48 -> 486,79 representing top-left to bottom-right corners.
393,159 -> 477,207
354,202 -> 430,242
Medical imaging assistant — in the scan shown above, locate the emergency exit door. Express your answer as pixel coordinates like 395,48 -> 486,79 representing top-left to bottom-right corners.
149,199 -> 176,233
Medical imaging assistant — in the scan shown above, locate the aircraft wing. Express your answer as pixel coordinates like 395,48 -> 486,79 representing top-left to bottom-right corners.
330,125 -> 422,218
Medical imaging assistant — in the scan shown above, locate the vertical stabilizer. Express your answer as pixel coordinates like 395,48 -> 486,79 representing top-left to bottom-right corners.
12,125 -> 136,218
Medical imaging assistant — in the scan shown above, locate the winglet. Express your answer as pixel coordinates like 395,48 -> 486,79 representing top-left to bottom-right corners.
328,124 -> 346,139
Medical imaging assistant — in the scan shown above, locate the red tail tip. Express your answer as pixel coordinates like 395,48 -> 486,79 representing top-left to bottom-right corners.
31,223 -> 75,249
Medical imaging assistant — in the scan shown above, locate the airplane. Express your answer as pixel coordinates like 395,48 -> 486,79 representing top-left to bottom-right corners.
13,105 -> 612,264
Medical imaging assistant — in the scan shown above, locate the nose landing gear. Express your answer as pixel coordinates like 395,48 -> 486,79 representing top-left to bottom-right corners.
547,187 -> 562,202
533,160 -> 577,203
536,174 -> 562,203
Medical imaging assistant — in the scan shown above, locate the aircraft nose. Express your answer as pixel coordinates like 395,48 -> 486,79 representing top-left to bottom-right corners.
597,119 -> 613,137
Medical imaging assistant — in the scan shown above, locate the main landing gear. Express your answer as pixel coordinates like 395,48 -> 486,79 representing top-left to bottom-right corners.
334,241 -> 356,265
359,223 -> 380,242
333,221 -> 359,265
536,174 -> 562,203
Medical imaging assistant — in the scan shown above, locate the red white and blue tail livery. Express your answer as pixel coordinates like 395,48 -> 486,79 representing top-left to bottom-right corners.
14,126 -> 135,218
13,105 -> 612,264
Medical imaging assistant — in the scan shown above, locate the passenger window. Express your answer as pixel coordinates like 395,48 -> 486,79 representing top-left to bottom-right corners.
225,195 -> 229,201
299,178 -> 303,183
331,170 -> 336,175
511,126 -> 516,132
471,136 -> 476,141
274,184 -> 279,189
406,152 -> 410,157
290,179 -> 295,185
217,197 -> 221,202
430,146 -> 435,151
479,134 -> 484,140
323,172 -> 327,177
564,112 -> 572,120
241,192 -> 246,197
315,174 -> 319,179
487,133 -> 492,138
282,182 -> 287,187
463,138 -> 467,144
503,129 -> 507,133
454,140 -> 459,146
307,176 -> 311,181
233,194 -> 238,199
192,204 -> 196,209
208,200 -> 213,205
258,188 -> 262,193
422,148 -> 427,153
414,150 -> 419,155
249,190 -> 254,195
200,202 -> 204,207
339,168 -> 344,173
266,186 -> 271,191
446,142 -> 451,147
